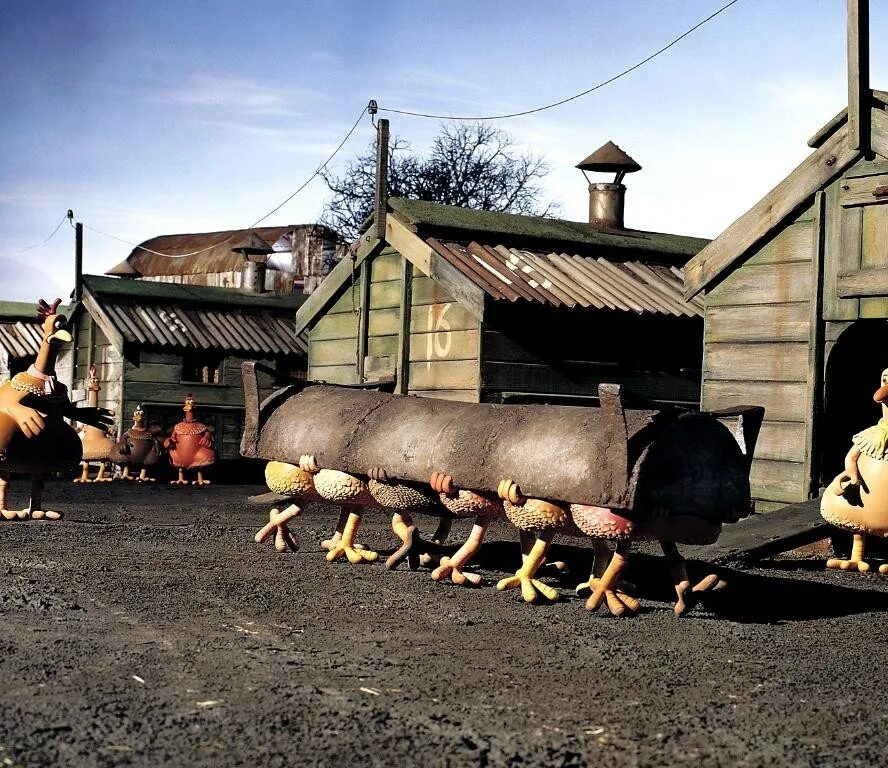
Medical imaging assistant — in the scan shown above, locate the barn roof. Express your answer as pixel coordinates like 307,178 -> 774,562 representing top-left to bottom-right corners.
295,200 -> 706,335
683,91 -> 888,299
105,224 -> 338,278
81,274 -> 307,357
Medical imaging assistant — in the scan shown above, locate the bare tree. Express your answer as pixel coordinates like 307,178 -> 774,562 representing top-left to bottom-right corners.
320,122 -> 555,242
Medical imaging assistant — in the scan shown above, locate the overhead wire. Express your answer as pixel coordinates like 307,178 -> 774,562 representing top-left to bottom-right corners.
18,1 -> 740,261
12,212 -> 70,254
378,0 -> 741,120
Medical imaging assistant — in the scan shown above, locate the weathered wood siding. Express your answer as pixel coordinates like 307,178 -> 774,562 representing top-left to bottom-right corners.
122,351 -> 277,461
407,271 -> 480,402
73,314 -> 124,417
307,277 -> 360,385
702,206 -> 817,504
480,304 -> 701,407
365,251 -> 401,377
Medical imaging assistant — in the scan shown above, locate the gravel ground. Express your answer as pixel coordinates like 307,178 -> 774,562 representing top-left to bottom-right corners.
2,480 -> 888,767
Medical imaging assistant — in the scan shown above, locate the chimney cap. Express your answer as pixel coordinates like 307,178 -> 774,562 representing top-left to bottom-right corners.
576,141 -> 641,174
231,232 -> 274,262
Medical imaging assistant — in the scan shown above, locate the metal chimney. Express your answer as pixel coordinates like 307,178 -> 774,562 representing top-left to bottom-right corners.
576,141 -> 641,230
231,232 -> 273,293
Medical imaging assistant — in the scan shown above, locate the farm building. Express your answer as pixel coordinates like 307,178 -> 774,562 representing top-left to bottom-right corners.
293,165 -> 708,407
0,300 -> 74,384
70,274 -> 307,462
684,89 -> 888,510
106,224 -> 343,294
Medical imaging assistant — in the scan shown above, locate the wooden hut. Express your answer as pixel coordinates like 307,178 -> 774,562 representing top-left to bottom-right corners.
683,89 -> 888,510
0,301 -> 75,385
294,196 -> 707,407
73,274 -> 307,461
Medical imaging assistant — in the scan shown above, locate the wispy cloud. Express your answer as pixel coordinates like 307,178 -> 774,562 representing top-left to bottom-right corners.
148,72 -> 321,118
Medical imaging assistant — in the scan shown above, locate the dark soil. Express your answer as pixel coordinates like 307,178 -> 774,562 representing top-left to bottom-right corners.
2,480 -> 887,767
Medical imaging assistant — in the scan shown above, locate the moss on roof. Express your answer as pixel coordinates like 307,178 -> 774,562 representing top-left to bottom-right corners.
0,301 -> 40,320
82,274 -> 308,312
388,197 -> 709,258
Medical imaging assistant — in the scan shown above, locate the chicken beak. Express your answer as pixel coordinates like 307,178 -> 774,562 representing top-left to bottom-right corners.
48,329 -> 73,344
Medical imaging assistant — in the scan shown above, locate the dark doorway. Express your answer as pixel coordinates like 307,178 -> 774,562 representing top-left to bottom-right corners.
821,320 -> 888,487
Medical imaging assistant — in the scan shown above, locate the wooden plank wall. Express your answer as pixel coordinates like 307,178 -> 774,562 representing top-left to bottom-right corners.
123,351 -> 277,460
307,271 -> 361,385
365,251 -> 401,377
73,314 -> 124,418
480,305 -> 701,406
407,270 -> 480,402
703,206 -> 816,504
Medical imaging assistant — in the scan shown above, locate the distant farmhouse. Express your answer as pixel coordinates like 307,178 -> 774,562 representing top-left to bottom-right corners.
107,224 -> 343,294
295,143 -> 708,408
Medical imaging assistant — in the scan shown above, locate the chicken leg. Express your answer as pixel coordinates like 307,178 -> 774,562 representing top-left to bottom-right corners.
496,528 -> 560,603
660,541 -> 726,616
826,533 -> 874,573
575,540 -> 640,617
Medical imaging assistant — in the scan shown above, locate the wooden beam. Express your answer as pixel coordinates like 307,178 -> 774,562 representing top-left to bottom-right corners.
385,213 -> 485,320
81,291 -> 125,354
374,120 -> 390,241
871,105 -> 888,160
356,260 -> 370,381
293,236 -> 381,336
684,125 -> 860,299
396,258 -> 413,395
803,191 -> 826,497
847,0 -> 870,153
836,266 -> 888,297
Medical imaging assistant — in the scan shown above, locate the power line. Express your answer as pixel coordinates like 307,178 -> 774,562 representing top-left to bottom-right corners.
13,212 -> 70,254
379,0 -> 741,121
84,104 -> 370,259
247,104 -> 368,228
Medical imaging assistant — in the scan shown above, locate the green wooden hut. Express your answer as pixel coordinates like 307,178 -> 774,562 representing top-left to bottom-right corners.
294,196 -> 707,408
684,90 -> 888,510
72,275 -> 307,461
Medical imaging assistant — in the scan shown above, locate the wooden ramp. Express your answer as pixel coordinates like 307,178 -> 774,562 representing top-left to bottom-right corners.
688,498 -> 830,565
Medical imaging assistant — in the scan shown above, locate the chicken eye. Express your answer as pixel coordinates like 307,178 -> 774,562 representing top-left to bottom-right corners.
53,317 -> 67,330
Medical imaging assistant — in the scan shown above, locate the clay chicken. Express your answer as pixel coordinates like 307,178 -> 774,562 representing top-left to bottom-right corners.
0,299 -> 114,520
165,394 -> 215,485
109,403 -> 163,482
73,365 -> 115,483
821,367 -> 888,573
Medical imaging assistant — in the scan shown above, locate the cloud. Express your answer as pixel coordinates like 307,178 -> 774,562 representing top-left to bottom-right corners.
148,72 -> 321,118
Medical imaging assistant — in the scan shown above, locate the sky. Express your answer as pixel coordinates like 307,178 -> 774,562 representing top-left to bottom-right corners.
1,0 -> 886,302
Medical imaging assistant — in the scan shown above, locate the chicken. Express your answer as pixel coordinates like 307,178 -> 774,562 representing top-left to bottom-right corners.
165,394 -> 215,485
73,365 -> 115,483
821,367 -> 888,574
0,299 -> 114,519
109,403 -> 163,482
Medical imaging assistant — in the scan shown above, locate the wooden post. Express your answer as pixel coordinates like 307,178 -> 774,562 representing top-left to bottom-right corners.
847,0 -> 870,153
74,221 -> 83,303
374,119 -> 390,241
396,259 -> 413,395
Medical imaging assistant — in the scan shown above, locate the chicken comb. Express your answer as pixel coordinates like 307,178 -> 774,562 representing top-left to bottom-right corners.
36,298 -> 63,319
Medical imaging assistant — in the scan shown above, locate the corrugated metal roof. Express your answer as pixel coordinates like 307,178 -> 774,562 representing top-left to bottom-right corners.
427,239 -> 703,317
107,225 -> 338,278
0,321 -> 42,358
84,275 -> 307,357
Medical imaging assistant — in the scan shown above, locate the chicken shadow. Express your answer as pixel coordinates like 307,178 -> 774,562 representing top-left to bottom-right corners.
466,539 -> 888,624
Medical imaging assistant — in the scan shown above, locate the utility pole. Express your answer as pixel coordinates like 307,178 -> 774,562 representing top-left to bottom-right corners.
72,210 -> 83,304
374,117 -> 390,241
847,0 -> 870,153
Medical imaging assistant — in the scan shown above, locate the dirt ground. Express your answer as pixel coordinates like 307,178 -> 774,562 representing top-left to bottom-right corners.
2,480 -> 888,767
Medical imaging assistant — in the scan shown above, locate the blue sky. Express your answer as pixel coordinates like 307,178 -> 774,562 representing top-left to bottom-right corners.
1,0 -> 885,301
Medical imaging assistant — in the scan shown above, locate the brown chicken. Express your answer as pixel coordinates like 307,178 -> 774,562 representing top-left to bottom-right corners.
109,403 -> 163,482
0,299 -> 114,519
73,365 -> 115,483
165,394 -> 215,485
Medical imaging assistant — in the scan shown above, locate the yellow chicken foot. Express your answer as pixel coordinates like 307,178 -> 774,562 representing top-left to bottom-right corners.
326,507 -> 378,564
321,508 -> 366,552
660,541 -> 726,616
826,533 -> 873,573
136,468 -> 154,483
432,518 -> 491,587
95,463 -> 113,482
0,471 -> 23,520
576,541 -> 640,616
170,468 -> 188,485
385,511 -> 447,571
585,542 -> 635,615
192,470 -> 211,486
420,518 -> 453,567
73,462 -> 91,483
496,529 -> 560,603
254,505 -> 301,552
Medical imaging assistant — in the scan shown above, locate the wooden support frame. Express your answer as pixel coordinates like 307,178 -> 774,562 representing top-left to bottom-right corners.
804,191 -> 826,497
356,259 -> 371,382
396,258 -> 413,395
847,0 -> 870,153
836,266 -> 888,297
